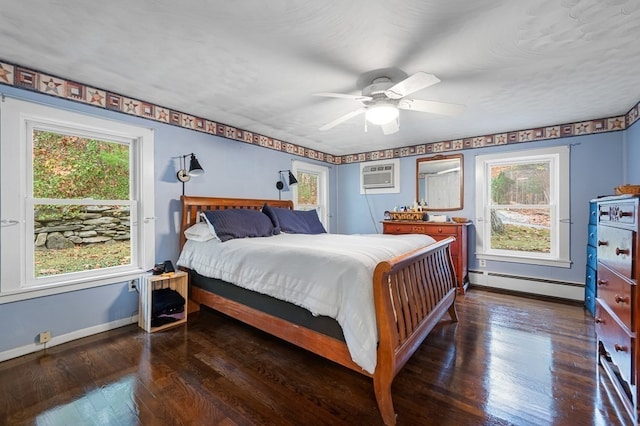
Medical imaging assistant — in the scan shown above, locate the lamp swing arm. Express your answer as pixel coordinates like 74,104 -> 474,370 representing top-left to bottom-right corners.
275,169 -> 298,200
176,153 -> 205,183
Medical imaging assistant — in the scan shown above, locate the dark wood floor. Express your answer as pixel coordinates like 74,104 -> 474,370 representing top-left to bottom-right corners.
0,288 -> 630,425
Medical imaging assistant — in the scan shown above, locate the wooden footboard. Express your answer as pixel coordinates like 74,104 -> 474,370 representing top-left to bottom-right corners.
373,237 -> 458,425
180,196 -> 458,426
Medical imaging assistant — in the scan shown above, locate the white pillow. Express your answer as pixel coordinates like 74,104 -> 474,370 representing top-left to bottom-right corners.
199,212 -> 220,239
184,222 -> 217,242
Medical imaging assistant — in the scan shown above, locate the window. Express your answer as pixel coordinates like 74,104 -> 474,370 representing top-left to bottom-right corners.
475,146 -> 570,267
1,98 -> 155,302
291,160 -> 329,229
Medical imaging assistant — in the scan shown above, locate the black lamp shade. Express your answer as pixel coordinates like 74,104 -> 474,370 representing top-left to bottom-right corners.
276,169 -> 297,195
287,171 -> 298,185
188,154 -> 204,176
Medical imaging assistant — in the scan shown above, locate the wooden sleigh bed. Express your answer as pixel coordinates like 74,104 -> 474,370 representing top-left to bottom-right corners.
178,196 -> 459,425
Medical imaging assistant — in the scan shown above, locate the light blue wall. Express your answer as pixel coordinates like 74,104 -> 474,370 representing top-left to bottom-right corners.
0,85 -> 335,354
0,80 -> 635,357
627,119 -> 640,183
337,131 -> 625,284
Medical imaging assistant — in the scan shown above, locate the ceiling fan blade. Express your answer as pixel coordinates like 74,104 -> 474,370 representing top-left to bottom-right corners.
384,72 -> 440,99
319,107 -> 366,131
381,119 -> 399,135
398,98 -> 465,116
313,92 -> 372,102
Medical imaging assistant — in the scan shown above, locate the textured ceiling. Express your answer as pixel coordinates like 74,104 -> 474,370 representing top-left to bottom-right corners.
0,0 -> 639,156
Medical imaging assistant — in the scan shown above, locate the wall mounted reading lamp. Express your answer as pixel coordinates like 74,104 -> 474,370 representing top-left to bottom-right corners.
177,153 -> 205,195
276,170 -> 298,199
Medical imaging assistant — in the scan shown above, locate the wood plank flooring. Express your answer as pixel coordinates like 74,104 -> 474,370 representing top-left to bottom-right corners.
0,288 -> 630,425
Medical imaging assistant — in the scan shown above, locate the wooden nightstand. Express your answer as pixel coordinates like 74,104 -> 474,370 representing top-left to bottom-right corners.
138,270 -> 188,332
382,220 -> 470,294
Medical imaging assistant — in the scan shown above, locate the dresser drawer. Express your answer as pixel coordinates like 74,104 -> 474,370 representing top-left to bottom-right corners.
384,223 -> 459,253
587,243 -> 597,271
599,200 -> 637,227
585,264 -> 597,292
595,300 -> 634,386
589,202 -> 598,225
585,287 -> 596,316
596,263 -> 634,330
423,225 -> 458,237
588,224 -> 598,249
384,223 -> 427,234
597,226 -> 634,279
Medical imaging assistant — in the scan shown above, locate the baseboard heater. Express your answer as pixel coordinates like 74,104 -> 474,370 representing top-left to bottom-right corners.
469,270 -> 584,302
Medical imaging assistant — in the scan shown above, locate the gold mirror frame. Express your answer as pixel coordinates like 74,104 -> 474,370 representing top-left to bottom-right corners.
416,154 -> 464,211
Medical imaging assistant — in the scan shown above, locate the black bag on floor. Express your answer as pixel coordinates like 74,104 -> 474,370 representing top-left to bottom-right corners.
152,288 -> 186,317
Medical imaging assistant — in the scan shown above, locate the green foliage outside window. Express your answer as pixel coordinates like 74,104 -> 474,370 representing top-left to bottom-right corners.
491,171 -> 514,205
296,172 -> 318,205
32,131 -> 129,200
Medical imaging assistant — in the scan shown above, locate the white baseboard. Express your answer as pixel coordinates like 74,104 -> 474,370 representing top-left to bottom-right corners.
469,270 -> 584,301
0,315 -> 138,363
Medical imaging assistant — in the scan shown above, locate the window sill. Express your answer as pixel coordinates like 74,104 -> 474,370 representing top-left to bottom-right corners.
0,269 -> 147,304
476,253 -> 572,268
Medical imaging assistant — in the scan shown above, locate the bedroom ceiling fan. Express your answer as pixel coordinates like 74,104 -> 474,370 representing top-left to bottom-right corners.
313,71 -> 465,135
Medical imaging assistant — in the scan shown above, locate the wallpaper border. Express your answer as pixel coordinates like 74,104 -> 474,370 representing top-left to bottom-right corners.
0,59 -> 637,166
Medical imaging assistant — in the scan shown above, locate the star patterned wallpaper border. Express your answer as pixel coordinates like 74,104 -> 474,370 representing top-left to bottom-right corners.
0,59 -> 637,166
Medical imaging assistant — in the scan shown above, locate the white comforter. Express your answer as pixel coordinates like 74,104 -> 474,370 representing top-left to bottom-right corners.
177,232 -> 436,374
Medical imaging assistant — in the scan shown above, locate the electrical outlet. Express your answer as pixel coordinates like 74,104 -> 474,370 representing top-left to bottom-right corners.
128,279 -> 138,292
478,259 -> 486,268
39,331 -> 51,344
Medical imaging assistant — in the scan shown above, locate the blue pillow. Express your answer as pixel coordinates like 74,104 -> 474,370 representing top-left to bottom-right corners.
268,206 -> 326,234
261,203 -> 281,234
298,209 -> 327,234
202,208 -> 275,242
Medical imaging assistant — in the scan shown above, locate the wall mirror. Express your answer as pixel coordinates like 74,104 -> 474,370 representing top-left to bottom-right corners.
416,154 -> 463,211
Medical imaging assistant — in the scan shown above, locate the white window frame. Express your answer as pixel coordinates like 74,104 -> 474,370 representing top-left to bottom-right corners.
0,97 -> 155,303
475,145 -> 571,268
291,160 -> 330,230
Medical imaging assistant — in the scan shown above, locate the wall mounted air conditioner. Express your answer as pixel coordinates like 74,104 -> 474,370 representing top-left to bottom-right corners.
362,163 -> 394,189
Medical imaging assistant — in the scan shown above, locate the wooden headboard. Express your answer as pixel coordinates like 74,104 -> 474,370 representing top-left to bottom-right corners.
179,196 -> 294,249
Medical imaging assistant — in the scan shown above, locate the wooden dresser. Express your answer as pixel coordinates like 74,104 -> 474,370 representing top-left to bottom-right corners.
594,195 -> 640,423
382,221 -> 470,294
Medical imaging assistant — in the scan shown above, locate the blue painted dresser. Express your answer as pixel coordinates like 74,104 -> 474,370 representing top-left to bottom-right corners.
584,200 -> 598,315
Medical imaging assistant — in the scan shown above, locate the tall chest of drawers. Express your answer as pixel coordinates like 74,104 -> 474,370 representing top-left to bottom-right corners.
382,221 -> 469,294
595,195 -> 640,423
585,201 -> 598,316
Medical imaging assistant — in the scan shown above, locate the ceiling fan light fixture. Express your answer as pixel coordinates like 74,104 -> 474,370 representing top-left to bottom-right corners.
365,103 -> 399,125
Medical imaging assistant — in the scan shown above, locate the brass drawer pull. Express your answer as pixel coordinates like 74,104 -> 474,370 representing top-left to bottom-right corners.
595,317 -> 604,324
620,211 -> 633,218
597,279 -> 608,286
614,344 -> 627,352
616,247 -> 630,256
598,240 -> 608,246
615,295 -> 628,304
